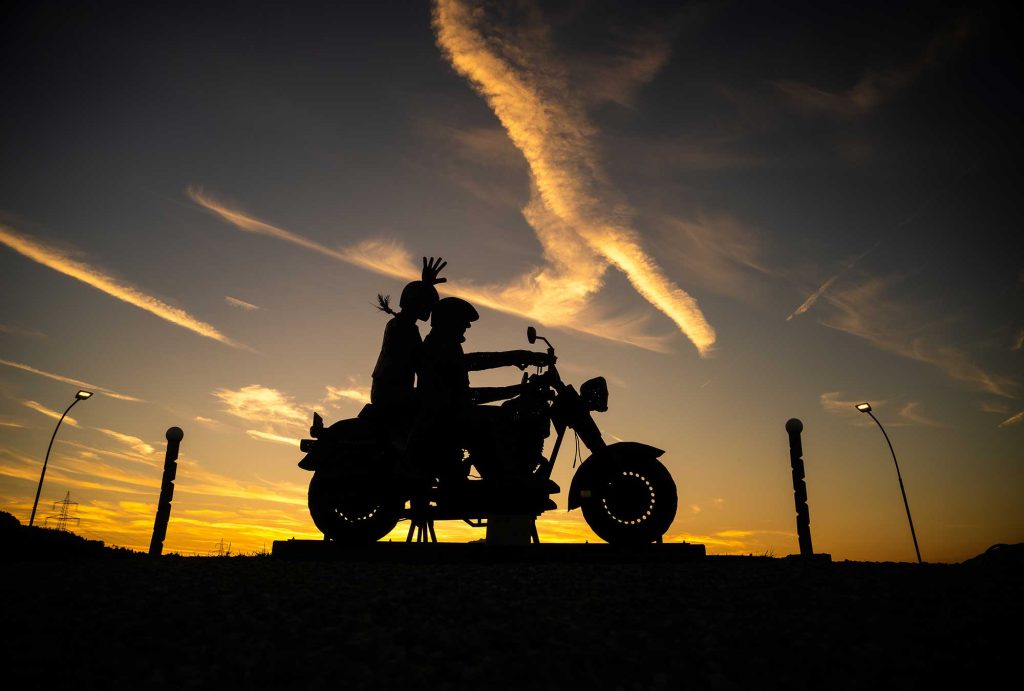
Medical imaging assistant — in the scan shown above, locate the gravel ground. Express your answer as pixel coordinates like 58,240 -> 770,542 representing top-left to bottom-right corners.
2,552 -> 1017,690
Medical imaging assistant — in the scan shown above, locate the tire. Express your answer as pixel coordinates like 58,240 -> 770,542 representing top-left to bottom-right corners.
307,469 -> 402,544
580,455 -> 677,545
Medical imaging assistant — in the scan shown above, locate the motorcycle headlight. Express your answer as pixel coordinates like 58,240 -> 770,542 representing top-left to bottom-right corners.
580,377 -> 609,412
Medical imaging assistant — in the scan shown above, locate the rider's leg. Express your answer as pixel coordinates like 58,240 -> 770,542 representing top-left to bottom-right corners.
463,406 -> 503,479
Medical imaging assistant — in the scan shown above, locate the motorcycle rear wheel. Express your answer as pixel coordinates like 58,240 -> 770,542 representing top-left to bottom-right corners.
580,455 -> 677,545
307,469 -> 402,544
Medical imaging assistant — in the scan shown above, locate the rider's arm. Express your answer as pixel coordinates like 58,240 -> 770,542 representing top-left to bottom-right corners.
464,350 -> 549,371
469,384 -> 525,405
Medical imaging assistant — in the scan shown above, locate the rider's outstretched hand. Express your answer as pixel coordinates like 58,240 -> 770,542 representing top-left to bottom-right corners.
516,350 -> 555,369
422,256 -> 447,285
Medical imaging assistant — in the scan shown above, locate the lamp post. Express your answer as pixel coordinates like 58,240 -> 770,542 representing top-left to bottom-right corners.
856,402 -> 922,563
29,390 -> 92,527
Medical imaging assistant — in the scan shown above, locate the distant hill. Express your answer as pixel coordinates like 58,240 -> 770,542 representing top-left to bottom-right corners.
0,511 -> 140,559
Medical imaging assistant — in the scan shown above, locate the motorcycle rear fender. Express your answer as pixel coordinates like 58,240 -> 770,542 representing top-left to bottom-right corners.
297,416 -> 379,472
567,441 -> 664,511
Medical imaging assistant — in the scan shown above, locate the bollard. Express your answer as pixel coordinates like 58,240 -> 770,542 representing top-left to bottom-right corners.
149,427 -> 183,556
785,418 -> 814,558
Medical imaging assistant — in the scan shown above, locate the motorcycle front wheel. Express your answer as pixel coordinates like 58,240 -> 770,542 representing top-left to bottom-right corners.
580,455 -> 678,545
307,469 -> 402,544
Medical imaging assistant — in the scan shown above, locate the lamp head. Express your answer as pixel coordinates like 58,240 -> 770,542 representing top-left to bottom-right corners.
76,390 -> 93,400
856,402 -> 872,413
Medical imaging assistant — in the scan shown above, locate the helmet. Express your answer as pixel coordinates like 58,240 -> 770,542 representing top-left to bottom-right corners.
399,281 -> 440,312
431,297 -> 479,330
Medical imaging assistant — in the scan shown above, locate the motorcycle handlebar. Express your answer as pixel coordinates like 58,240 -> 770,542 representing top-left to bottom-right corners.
527,364 -> 562,391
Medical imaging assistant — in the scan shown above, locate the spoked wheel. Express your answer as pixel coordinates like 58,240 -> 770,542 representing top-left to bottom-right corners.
580,456 -> 677,545
308,469 -> 402,544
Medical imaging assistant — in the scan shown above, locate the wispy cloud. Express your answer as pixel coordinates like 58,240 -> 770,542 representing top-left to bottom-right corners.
433,0 -> 716,354
421,122 -> 529,209
772,17 -> 972,119
824,395 -> 955,432
194,6 -> 718,353
194,415 -> 225,429
55,454 -> 160,493
21,399 -> 79,427
190,188 -> 356,264
998,411 -> 1024,428
192,188 -> 673,352
213,382 -> 369,445
787,275 -> 838,321
57,499 -> 319,554
193,3 -> 712,353
0,445 -> 316,553
787,241 -> 884,321
821,275 -> 1017,397
225,296 -> 260,311
0,222 -> 244,349
570,25 -> 674,108
324,384 -> 371,406
96,428 -> 156,456
666,528 -> 794,555
173,457 -> 308,507
898,401 -> 945,428
246,430 -> 300,447
978,401 -> 1009,415
1014,328 -> 1023,351
0,357 -> 142,402
820,391 -> 876,422
60,440 -> 158,468
658,214 -> 776,300
443,124 -> 525,170
635,132 -> 766,174
54,442 -> 309,512
788,173 -> 964,322
213,384 -> 309,427
0,447 -> 152,496
0,324 -> 46,339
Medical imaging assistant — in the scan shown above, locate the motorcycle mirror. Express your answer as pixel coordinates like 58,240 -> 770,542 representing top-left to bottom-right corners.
527,326 -> 537,344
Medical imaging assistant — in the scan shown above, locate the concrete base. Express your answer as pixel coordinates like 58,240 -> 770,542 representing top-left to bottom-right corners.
485,515 -> 535,545
272,539 -> 707,563
784,553 -> 833,563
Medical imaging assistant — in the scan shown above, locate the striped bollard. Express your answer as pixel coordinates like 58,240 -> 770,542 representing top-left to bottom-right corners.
149,427 -> 183,556
785,418 -> 814,558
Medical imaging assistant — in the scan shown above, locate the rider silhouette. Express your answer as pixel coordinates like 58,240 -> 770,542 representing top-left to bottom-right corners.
370,257 -> 447,419
413,297 -> 553,481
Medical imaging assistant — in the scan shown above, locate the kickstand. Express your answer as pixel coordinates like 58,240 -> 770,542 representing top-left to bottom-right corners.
406,497 -> 437,543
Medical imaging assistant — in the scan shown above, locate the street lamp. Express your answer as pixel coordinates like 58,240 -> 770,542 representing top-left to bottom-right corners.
856,402 -> 923,563
29,390 -> 92,527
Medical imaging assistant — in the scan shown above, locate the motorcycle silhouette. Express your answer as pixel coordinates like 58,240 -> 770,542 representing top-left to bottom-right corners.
297,326 -> 678,544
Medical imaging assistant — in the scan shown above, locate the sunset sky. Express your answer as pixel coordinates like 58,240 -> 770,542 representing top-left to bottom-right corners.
1,0 -> 1019,561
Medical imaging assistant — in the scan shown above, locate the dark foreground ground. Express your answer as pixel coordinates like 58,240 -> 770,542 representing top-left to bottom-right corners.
2,535 -> 1020,691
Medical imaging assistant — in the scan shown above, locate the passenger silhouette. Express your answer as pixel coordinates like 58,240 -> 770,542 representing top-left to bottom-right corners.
412,297 -> 553,482
370,257 -> 447,423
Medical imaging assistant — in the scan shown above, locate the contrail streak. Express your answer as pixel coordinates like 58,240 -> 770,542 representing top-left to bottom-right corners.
191,189 -> 674,352
787,276 -> 838,321
998,410 -> 1023,428
433,0 -> 716,354
786,241 -> 879,321
0,222 -> 243,349
0,358 -> 142,402
788,166 -> 975,321
22,399 -> 80,427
